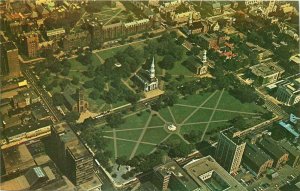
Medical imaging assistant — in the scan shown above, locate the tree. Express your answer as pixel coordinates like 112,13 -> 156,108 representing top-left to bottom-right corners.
89,90 -> 101,100
71,76 -> 80,85
106,113 -> 124,128
190,46 -> 200,55
177,36 -> 185,45
64,111 -> 80,122
52,93 -> 65,106
159,55 -> 176,70
168,143 -> 194,158
229,116 -> 246,129
125,93 -> 140,104
164,72 -> 172,82
116,156 -> 127,166
61,68 -> 70,76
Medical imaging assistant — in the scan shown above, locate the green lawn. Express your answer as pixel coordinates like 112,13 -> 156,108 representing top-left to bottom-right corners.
148,115 -> 165,127
177,91 -> 215,106
185,108 -> 213,123
117,140 -> 136,159
163,134 -> 185,145
202,91 -> 222,108
180,124 -> 205,135
118,111 -> 151,130
217,91 -> 264,113
105,139 -> 115,159
117,129 -> 143,141
212,111 -> 240,121
169,105 -> 195,124
168,62 -> 194,76
135,144 -> 156,156
103,131 -> 113,137
142,128 -> 169,143
159,107 -> 174,123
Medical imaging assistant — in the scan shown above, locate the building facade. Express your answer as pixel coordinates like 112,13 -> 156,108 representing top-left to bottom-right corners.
134,57 -> 159,92
22,32 -> 39,58
243,143 -> 273,177
257,136 -> 289,168
276,77 -> 300,106
0,41 -> 21,78
66,144 -> 94,185
215,129 -> 246,175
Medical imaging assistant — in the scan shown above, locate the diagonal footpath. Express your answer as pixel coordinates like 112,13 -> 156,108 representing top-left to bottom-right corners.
129,113 -> 153,159
175,104 -> 259,115
113,129 -> 117,159
150,133 -> 172,154
168,106 -> 177,124
181,119 -> 229,126
103,125 -> 164,133
103,136 -> 156,146
180,90 -> 218,125
200,89 -> 225,141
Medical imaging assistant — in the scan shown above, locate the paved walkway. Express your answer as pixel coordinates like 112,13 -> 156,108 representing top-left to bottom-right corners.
99,89 -> 264,159
180,90 -> 218,125
200,89 -> 225,141
113,129 -> 117,159
175,104 -> 259,115
129,113 -> 153,159
168,106 -> 177,125
94,53 -> 105,63
103,136 -> 156,146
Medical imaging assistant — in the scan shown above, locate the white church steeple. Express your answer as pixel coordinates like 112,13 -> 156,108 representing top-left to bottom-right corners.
150,56 -> 155,79
203,50 -> 207,63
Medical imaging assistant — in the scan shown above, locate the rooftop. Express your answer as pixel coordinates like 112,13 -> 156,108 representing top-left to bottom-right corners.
183,156 -> 247,191
280,139 -> 300,157
250,61 -> 284,77
3,119 -> 52,138
243,143 -> 272,168
2,144 -> 35,174
257,136 -> 287,160
52,122 -> 78,144
155,160 -> 199,190
67,143 -> 91,160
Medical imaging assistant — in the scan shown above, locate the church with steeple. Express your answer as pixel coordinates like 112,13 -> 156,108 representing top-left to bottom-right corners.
134,57 -> 159,92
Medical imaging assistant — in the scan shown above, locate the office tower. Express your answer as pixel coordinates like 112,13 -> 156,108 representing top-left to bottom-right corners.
215,128 -> 246,175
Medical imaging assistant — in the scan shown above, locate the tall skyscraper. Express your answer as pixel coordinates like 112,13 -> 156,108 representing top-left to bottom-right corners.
215,128 -> 246,175
0,41 -> 21,78
66,144 -> 94,185
49,122 -> 93,185
22,32 -> 39,58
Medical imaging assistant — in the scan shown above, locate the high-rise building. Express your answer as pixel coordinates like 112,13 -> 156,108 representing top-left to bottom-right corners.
215,128 -> 246,175
0,41 -> 21,78
22,32 -> 39,58
49,122 -> 94,186
66,144 -> 94,185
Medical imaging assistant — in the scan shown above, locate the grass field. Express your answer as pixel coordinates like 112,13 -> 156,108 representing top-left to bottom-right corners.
96,89 -> 267,161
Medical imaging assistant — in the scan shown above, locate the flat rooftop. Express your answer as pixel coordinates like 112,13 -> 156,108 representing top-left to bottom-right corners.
67,143 -> 91,160
2,144 -> 35,174
183,156 -> 247,191
250,61 -> 284,77
155,160 -> 199,190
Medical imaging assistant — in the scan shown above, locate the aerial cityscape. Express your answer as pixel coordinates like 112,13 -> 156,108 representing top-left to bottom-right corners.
0,0 -> 299,191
